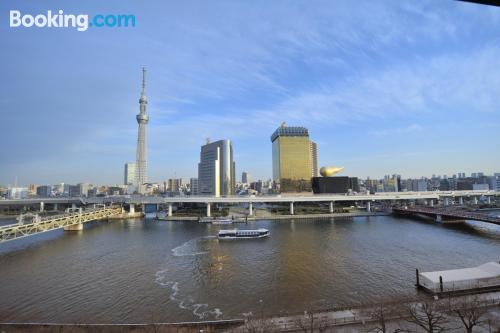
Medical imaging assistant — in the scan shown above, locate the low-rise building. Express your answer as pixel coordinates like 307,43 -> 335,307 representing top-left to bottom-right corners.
7,187 -> 28,199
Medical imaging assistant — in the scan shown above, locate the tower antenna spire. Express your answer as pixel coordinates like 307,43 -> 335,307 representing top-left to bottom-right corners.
141,66 -> 147,95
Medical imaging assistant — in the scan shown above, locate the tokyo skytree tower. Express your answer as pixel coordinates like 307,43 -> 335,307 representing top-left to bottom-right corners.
135,67 -> 149,192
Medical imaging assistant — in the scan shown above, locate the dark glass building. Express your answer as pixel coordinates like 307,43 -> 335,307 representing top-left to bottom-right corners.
312,176 -> 359,194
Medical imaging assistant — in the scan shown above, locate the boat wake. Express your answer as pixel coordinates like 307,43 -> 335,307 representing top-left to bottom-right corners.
171,236 -> 216,257
155,269 -> 222,319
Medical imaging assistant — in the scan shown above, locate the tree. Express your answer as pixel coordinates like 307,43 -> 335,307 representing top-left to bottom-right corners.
242,312 -> 276,333
450,296 -> 488,333
293,310 -> 330,333
365,303 -> 407,333
406,298 -> 449,333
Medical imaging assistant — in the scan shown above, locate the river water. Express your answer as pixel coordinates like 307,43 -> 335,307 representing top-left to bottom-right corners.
0,214 -> 499,323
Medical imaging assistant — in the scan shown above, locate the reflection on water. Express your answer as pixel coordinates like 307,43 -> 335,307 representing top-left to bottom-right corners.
0,215 -> 499,323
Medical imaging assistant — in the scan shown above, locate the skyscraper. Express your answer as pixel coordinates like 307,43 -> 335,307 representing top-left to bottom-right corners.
271,123 -> 313,192
198,139 -> 235,197
135,67 -> 149,193
242,171 -> 251,184
124,163 -> 136,185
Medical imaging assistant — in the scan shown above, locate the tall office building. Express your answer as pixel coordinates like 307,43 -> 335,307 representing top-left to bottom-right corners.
242,171 -> 251,184
198,139 -> 235,197
310,141 -> 318,178
271,123 -> 313,192
135,67 -> 149,193
124,163 -> 136,185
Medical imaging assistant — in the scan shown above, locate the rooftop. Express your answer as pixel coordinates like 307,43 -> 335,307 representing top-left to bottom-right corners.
420,262 -> 500,283
270,126 -> 309,142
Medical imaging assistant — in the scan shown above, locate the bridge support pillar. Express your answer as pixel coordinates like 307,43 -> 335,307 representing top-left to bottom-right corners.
64,223 -> 83,231
290,202 -> 294,215
168,203 -> 173,217
366,201 -> 371,212
436,215 -> 442,223
429,199 -> 434,207
129,203 -> 135,214
71,203 -> 77,210
53,203 -> 58,211
40,202 -> 44,212
459,197 -> 464,205
473,197 -> 478,205
487,196 -> 491,204
329,201 -> 334,213
206,203 -> 211,217
444,198 -> 449,206
249,202 -> 253,216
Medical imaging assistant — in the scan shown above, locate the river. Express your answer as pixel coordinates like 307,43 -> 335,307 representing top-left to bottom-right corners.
0,214 -> 499,323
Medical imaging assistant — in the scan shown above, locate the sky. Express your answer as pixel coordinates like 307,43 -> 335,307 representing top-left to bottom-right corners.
1,0 -> 500,186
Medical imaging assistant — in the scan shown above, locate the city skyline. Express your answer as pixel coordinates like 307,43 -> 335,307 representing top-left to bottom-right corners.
1,0 -> 500,185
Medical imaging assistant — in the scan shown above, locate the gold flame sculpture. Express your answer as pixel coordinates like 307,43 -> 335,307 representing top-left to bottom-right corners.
320,166 -> 344,177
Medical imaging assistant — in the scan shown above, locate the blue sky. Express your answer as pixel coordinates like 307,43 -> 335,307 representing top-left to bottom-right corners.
1,0 -> 500,186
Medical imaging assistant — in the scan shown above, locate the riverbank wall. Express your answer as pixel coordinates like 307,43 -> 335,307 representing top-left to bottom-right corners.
0,319 -> 244,333
157,211 -> 389,222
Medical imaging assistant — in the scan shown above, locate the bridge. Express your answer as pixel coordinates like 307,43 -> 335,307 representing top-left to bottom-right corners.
392,206 -> 500,225
0,206 -> 122,244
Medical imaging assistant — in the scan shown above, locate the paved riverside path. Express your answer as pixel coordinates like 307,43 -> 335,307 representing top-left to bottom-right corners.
227,291 -> 500,332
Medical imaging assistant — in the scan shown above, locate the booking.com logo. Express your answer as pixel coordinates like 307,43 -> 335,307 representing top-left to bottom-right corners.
9,10 -> 136,32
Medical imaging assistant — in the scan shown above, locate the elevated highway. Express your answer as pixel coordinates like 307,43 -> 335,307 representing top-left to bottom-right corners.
0,191 -> 498,217
85,190 -> 500,205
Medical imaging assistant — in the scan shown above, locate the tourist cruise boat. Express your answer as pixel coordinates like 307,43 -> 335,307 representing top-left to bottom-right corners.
218,228 -> 270,239
212,218 -> 233,225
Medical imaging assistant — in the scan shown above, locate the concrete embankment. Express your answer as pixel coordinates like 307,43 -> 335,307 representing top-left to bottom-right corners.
0,319 -> 244,333
157,212 -> 388,222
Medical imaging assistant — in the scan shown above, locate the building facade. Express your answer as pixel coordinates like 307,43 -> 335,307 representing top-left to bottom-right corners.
310,141 -> 318,178
489,176 -> 500,192
7,187 -> 28,199
312,176 -> 359,194
190,178 -> 199,195
124,163 -> 136,185
242,171 -> 251,184
407,179 -> 428,192
198,139 -> 235,197
36,185 -> 52,197
271,124 -> 313,192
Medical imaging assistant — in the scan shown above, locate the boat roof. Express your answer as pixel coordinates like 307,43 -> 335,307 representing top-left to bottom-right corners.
219,228 -> 268,233
420,262 -> 500,283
